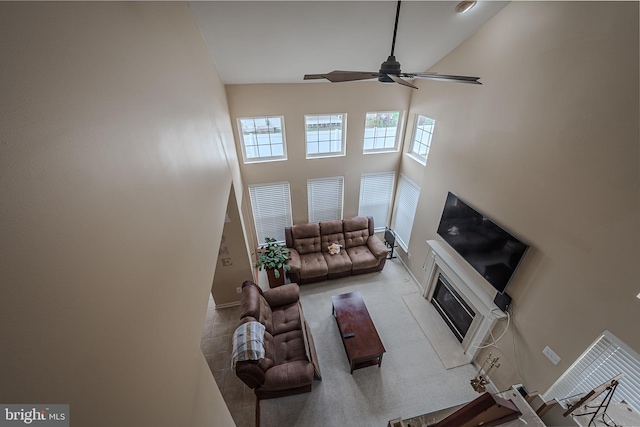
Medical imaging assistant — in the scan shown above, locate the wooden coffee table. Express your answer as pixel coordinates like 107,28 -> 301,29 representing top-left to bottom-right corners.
331,291 -> 386,374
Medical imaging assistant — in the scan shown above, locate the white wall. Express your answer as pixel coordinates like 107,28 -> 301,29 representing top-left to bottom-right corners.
0,3 -> 238,426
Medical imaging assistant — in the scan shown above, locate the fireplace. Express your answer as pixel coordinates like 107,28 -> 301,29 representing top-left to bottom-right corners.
431,273 -> 476,343
423,240 -> 507,360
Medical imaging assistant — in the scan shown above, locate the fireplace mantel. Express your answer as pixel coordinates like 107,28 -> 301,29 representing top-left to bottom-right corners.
423,240 -> 507,361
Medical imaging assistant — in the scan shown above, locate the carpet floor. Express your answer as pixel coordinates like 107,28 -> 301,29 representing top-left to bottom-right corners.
259,258 -> 480,426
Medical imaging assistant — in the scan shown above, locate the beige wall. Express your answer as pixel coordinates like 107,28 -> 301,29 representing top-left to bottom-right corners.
212,184 -> 255,306
226,82 -> 412,249
0,3 -> 239,426
398,1 -> 639,392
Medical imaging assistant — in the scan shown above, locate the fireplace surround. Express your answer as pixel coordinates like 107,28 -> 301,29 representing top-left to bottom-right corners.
423,240 -> 507,361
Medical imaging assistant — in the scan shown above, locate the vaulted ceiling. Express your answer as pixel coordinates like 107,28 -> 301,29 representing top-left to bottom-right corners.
189,1 -> 509,85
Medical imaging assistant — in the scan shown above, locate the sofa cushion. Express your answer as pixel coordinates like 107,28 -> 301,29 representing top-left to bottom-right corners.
319,219 -> 346,253
261,360 -> 315,392
271,301 -> 302,335
346,246 -> 380,270
323,252 -> 352,274
258,330 -> 275,372
272,329 -> 309,365
343,216 -> 371,248
291,223 -> 322,255
298,252 -> 328,279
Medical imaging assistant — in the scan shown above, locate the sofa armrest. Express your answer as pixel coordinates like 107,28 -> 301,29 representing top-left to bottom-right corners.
263,283 -> 300,308
367,235 -> 388,259
236,361 -> 266,389
286,248 -> 301,272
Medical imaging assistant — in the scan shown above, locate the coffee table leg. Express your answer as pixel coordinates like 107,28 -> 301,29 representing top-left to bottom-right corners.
378,353 -> 383,368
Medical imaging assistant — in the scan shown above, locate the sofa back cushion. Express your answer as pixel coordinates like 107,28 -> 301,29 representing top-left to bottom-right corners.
240,284 -> 274,333
343,216 -> 372,248
290,222 -> 322,255
319,220 -> 346,253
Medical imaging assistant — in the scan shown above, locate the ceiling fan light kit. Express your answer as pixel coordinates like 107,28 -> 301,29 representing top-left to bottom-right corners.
455,1 -> 477,14
303,1 -> 481,89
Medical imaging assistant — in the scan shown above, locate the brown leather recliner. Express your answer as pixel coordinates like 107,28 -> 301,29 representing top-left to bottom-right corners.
234,281 -> 321,400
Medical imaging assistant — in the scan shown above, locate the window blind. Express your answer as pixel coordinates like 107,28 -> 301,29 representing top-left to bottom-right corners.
307,177 -> 344,223
248,182 -> 292,245
393,175 -> 420,250
358,172 -> 395,232
544,331 -> 640,411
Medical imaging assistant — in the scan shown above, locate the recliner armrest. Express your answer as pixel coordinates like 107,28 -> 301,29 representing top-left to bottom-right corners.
367,235 -> 388,259
286,248 -> 301,272
236,361 -> 266,389
263,283 -> 300,308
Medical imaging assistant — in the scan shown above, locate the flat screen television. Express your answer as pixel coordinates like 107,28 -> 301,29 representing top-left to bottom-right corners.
436,192 -> 529,294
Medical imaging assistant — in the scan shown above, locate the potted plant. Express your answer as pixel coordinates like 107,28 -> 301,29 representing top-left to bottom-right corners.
256,237 -> 291,288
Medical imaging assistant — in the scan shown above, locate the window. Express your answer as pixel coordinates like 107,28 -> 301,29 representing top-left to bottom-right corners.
305,114 -> 346,158
543,331 -> 640,412
363,111 -> 401,153
238,116 -> 286,163
358,172 -> 395,232
408,115 -> 436,165
393,175 -> 421,250
307,177 -> 344,223
248,182 -> 292,245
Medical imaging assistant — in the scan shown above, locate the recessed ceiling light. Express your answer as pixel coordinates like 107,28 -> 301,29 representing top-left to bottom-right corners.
455,1 -> 477,14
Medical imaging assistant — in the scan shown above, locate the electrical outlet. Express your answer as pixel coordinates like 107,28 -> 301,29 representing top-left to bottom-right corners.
236,287 -> 242,294
543,346 -> 561,365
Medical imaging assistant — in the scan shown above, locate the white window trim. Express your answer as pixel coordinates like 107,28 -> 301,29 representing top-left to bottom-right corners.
248,181 -> 293,246
363,111 -> 403,154
304,113 -> 347,159
393,174 -> 421,251
406,114 -> 435,166
237,116 -> 287,164
543,330 -> 640,413
358,172 -> 395,232
307,176 -> 344,223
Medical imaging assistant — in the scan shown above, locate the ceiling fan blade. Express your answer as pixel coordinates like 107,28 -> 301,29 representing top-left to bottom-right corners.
321,71 -> 379,82
411,73 -> 482,85
387,74 -> 418,89
304,74 -> 327,80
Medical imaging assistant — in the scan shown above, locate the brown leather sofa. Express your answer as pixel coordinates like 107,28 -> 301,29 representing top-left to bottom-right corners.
284,216 -> 388,284
235,281 -> 321,400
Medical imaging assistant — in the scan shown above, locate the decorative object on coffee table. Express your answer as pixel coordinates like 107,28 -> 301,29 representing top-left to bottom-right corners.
331,291 -> 385,373
255,237 -> 291,288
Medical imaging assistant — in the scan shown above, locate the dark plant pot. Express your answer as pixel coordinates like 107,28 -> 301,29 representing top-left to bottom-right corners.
266,268 -> 285,288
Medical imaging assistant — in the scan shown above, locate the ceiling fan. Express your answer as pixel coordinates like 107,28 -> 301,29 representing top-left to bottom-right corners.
304,1 -> 481,89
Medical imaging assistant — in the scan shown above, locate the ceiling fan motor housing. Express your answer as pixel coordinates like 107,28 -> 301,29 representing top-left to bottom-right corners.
379,55 -> 401,83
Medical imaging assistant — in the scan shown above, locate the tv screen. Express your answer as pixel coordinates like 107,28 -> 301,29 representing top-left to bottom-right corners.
436,192 -> 529,294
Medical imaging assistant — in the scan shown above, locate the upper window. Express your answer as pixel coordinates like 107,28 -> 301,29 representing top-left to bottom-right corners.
363,111 -> 401,153
408,115 -> 435,165
358,172 -> 395,232
305,114 -> 346,158
307,176 -> 344,223
238,116 -> 286,163
248,182 -> 292,245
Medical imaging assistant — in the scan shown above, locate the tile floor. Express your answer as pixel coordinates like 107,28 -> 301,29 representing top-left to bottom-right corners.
201,295 -> 256,427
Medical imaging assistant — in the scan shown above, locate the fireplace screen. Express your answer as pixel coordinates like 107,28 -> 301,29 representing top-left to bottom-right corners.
431,273 -> 476,342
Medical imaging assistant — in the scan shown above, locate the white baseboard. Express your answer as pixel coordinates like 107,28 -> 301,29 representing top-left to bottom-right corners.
215,300 -> 240,309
